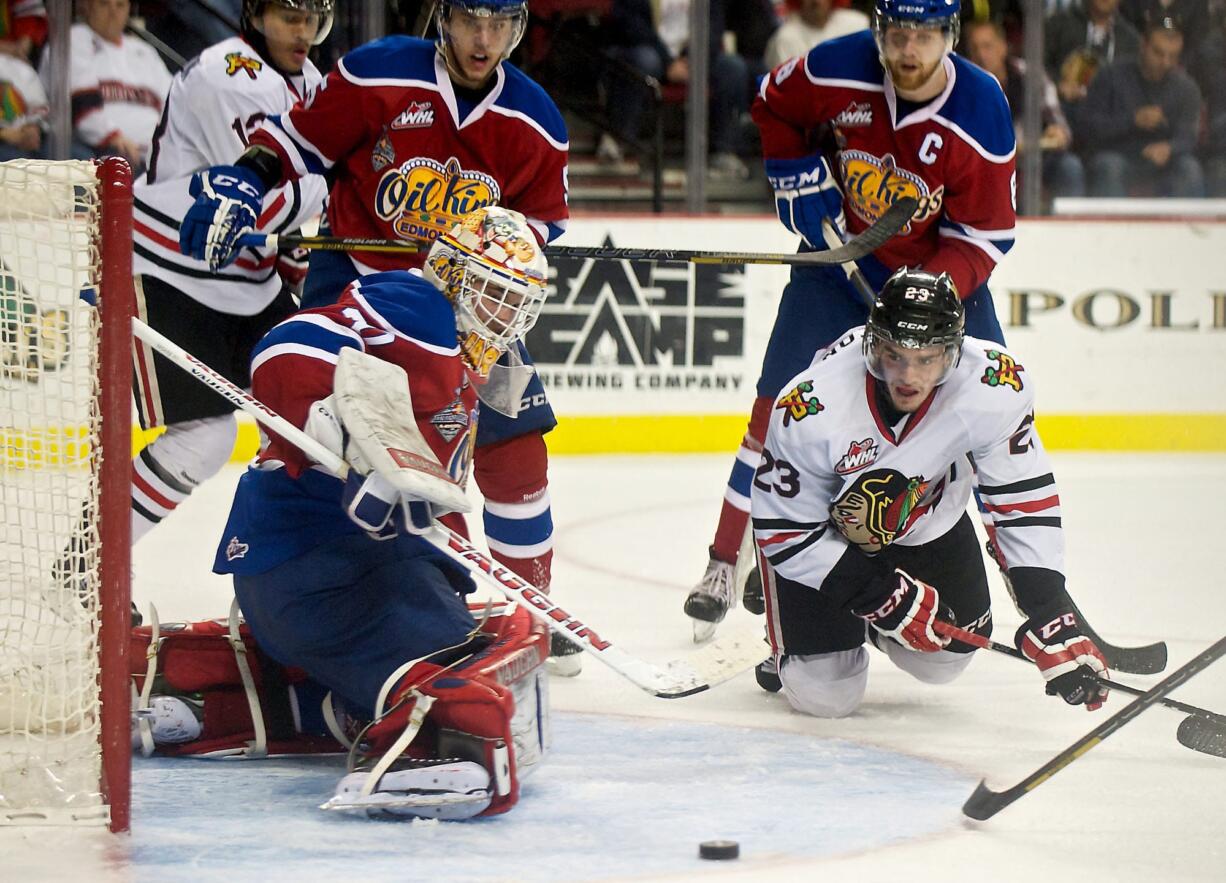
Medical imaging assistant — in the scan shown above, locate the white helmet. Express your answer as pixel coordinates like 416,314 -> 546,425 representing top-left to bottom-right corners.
424,206 -> 548,415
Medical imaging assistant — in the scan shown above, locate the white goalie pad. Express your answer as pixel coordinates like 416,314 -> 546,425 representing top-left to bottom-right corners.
333,346 -> 471,514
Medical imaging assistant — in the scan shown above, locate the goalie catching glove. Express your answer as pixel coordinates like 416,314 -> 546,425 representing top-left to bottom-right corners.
1016,608 -> 1110,710
855,569 -> 953,653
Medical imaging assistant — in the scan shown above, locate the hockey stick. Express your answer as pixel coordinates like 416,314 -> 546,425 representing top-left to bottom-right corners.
933,620 -> 1226,757
1066,599 -> 1167,675
960,633 -> 1226,821
235,196 -> 918,268
129,317 -> 765,698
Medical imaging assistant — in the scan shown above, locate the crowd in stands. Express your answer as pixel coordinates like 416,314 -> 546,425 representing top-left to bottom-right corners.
1,0 -> 1223,203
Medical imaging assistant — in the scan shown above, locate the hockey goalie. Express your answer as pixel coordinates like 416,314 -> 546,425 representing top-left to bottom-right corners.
132,207 -> 553,819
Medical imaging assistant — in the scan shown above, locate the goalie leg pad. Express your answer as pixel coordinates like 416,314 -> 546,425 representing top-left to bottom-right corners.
329,759 -> 493,820
354,605 -> 550,818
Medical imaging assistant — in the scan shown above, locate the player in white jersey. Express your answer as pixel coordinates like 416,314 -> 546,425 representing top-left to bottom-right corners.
122,0 -> 331,573
750,268 -> 1110,718
39,0 -> 172,171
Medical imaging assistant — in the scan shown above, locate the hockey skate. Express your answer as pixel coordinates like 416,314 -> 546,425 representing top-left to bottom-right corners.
755,656 -> 782,693
131,694 -> 204,751
684,553 -> 737,643
546,630 -> 583,677
322,757 -> 493,820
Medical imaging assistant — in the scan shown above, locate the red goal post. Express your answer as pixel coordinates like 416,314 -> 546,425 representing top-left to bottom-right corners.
0,158 -> 133,832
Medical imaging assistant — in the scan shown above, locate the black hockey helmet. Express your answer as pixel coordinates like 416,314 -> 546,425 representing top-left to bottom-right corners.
863,267 -> 965,384
241,0 -> 334,46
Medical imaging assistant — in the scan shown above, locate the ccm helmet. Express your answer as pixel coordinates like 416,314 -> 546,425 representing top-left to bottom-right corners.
873,0 -> 961,58
863,267 -> 965,385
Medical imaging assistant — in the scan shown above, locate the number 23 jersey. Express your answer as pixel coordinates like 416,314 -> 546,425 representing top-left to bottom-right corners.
751,329 -> 1065,599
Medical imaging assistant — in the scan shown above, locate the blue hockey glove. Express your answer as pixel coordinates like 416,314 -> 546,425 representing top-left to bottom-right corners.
342,471 -> 434,537
764,152 -> 846,250
179,165 -> 264,271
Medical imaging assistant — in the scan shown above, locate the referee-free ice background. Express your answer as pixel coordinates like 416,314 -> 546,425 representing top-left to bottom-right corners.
6,452 -> 1225,882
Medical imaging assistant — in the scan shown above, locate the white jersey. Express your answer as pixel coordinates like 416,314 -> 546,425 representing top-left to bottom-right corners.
751,328 -> 1064,607
0,53 -> 48,127
764,11 -> 870,68
132,36 -> 327,315
41,23 -> 172,157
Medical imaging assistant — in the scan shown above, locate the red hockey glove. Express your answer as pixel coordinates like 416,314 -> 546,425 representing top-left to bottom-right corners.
856,569 -> 953,653
1016,609 -> 1110,711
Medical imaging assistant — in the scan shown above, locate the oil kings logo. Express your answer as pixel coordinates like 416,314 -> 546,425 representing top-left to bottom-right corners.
835,437 -> 879,474
839,150 -> 940,233
528,235 -> 747,392
374,156 -> 500,242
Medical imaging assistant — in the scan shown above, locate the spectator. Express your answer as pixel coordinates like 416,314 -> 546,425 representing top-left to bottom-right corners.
1198,25 -> 1226,196
727,0 -> 781,84
0,51 -> 47,159
1120,0 -> 1209,68
1079,19 -> 1204,197
0,0 -> 47,64
599,0 -> 752,179
40,0 -> 173,174
963,19 -> 1085,203
1045,0 -> 1140,109
764,0 -> 868,67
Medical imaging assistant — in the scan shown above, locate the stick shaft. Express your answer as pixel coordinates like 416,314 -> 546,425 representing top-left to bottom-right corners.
237,196 -> 917,268
963,633 -> 1226,820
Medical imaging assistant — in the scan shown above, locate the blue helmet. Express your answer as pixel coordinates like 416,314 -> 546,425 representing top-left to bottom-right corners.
436,0 -> 529,70
873,0 -> 961,55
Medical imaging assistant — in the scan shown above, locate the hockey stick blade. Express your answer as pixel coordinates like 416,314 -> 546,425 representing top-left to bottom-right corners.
1176,715 -> 1226,758
132,317 -> 762,699
1072,603 -> 1168,674
235,196 -> 917,268
962,633 -> 1226,821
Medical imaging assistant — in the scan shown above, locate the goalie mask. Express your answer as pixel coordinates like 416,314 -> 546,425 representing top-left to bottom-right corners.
242,0 -> 335,46
424,207 -> 548,418
863,267 -> 964,386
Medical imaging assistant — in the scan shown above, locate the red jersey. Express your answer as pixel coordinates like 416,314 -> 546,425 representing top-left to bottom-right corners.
754,31 -> 1017,297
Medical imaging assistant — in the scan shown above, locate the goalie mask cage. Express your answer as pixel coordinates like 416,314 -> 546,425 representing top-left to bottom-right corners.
0,158 -> 133,832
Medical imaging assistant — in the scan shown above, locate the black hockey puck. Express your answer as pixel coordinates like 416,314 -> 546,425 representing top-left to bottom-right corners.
698,840 -> 740,860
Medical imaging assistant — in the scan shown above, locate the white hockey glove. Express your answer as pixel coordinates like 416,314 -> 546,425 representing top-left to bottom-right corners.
855,569 -> 953,653
179,165 -> 265,271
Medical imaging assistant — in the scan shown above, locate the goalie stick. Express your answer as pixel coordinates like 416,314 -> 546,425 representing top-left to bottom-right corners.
235,196 -> 918,268
960,632 -> 1226,821
933,620 -> 1226,758
130,318 -> 765,698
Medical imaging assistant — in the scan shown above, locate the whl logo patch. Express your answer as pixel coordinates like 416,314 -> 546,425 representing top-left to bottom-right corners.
835,101 -> 873,127
835,437 -> 879,474
225,536 -> 249,561
391,100 -> 435,129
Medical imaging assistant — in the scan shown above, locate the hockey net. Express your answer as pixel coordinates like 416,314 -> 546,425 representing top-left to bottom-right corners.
0,159 -> 133,831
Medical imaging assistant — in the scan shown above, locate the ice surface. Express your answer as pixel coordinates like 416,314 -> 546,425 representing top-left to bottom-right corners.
4,453 -> 1225,882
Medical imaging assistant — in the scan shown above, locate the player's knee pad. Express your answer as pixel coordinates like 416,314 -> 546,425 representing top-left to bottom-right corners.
358,604 -> 549,817
129,603 -> 345,758
778,647 -> 869,718
880,640 -> 976,685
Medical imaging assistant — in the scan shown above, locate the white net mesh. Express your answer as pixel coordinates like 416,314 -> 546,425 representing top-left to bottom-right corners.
0,160 -> 109,825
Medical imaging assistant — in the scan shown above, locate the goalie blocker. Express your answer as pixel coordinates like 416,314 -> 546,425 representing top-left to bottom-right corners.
130,601 -> 550,819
